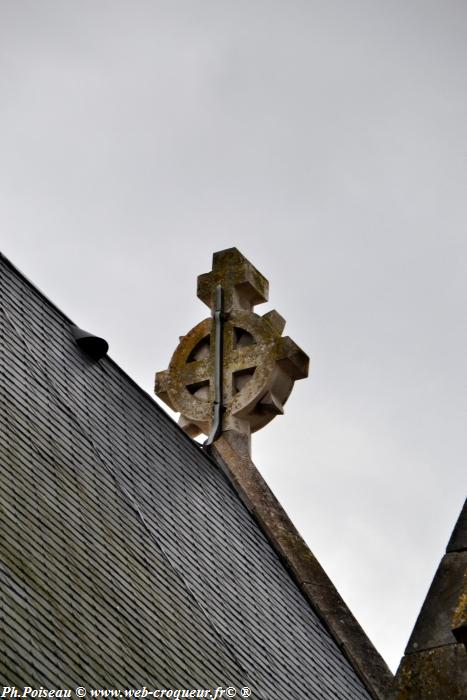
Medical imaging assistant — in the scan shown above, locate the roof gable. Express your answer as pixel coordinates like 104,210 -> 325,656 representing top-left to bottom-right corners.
0,254 -> 371,698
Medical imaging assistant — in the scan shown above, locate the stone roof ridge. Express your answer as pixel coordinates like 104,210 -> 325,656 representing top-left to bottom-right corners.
208,431 -> 394,700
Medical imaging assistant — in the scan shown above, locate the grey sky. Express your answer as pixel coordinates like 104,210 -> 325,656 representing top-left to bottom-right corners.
1,0 -> 466,673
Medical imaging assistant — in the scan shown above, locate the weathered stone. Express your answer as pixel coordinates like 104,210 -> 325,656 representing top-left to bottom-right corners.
390,500 -> 467,699
155,248 -> 309,447
452,570 -> 467,647
197,247 -> 269,312
391,644 -> 467,700
405,551 -> 467,653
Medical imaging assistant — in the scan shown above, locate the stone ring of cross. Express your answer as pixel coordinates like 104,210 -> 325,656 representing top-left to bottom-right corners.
157,309 -> 304,437
155,248 -> 309,440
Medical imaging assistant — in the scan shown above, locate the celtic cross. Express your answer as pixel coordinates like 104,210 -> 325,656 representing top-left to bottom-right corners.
155,248 -> 309,452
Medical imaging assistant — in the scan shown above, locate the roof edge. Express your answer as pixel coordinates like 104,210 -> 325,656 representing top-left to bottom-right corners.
0,251 -> 206,456
208,431 -> 393,700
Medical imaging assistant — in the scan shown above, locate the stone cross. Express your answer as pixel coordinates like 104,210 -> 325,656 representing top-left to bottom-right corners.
155,248 -> 309,452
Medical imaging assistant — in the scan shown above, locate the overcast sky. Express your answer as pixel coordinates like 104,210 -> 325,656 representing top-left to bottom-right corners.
1,0 -> 466,674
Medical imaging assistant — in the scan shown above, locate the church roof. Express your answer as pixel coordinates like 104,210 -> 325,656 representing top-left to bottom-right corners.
0,252 -> 374,698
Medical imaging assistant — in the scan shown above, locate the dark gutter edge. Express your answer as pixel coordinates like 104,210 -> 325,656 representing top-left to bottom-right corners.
208,433 -> 394,700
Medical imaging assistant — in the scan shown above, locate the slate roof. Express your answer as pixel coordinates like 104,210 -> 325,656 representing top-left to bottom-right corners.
0,253 -> 372,699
